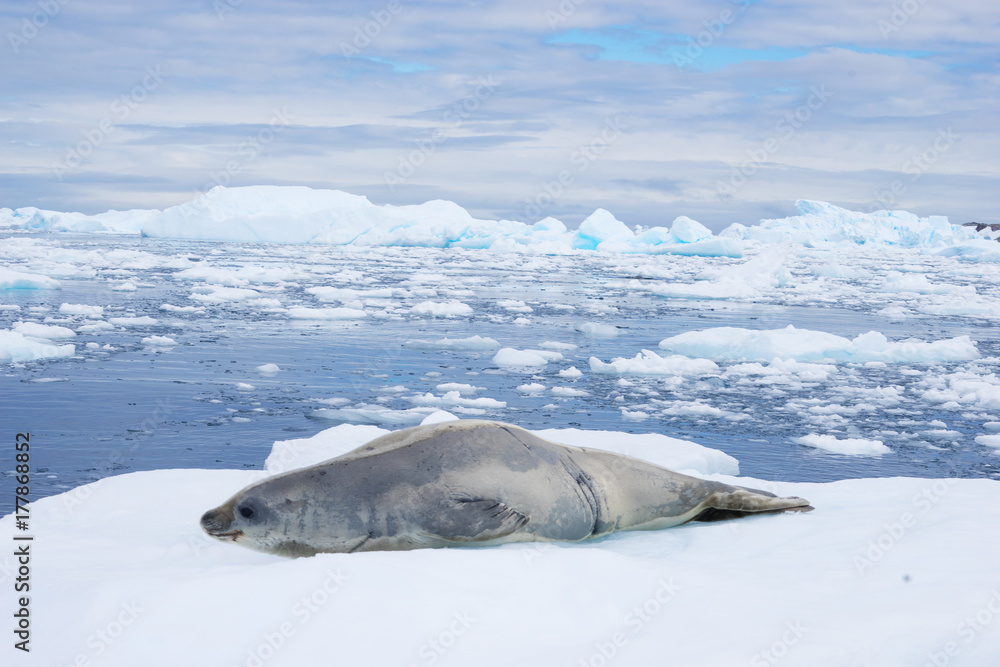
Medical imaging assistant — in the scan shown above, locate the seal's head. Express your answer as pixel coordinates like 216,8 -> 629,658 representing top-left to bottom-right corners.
200,484 -> 321,557
200,499 -> 243,543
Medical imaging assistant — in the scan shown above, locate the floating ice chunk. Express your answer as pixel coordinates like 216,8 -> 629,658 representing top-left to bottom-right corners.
287,306 -> 368,320
557,367 -> 584,378
13,321 -> 76,339
436,383 -> 484,395
189,285 -> 263,303
975,435 -> 1000,449
77,321 -> 114,333
409,391 -> 506,409
650,244 -> 789,300
722,358 -> 836,382
936,240 -> 1000,263
235,382 -> 255,391
141,335 -> 177,347
174,265 -> 302,286
307,286 -> 399,301
403,335 -> 501,351
659,325 -> 979,364
497,299 -> 533,313
590,350 -> 720,377
920,371 -> 1000,411
660,400 -> 726,418
985,422 -> 1000,433
493,348 -> 555,367
111,282 -> 138,291
551,387 -> 588,397
924,429 -> 962,440
0,330 -> 75,362
0,268 -> 60,290
160,303 -> 204,314
879,271 -> 975,295
538,341 -> 577,351
256,363 -> 280,374
410,300 -> 473,317
58,303 -> 104,318
877,306 -> 912,322
311,405 -> 439,426
576,322 -> 620,337
516,382 -> 546,394
795,433 -> 891,456
811,263 -> 871,279
620,408 -> 650,421
916,296 -> 1000,320
108,316 -> 158,326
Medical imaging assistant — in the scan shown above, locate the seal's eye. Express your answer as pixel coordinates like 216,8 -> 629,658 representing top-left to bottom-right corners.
238,504 -> 255,519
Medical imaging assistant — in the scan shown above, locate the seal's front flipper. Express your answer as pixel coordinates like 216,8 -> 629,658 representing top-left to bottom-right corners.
419,497 -> 529,544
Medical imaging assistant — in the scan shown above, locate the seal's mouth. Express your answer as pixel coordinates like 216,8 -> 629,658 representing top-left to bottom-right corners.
201,507 -> 240,541
208,529 -> 243,542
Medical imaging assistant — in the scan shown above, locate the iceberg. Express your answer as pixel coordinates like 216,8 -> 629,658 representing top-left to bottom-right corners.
5,186 -> 988,259
722,199 -> 977,248
4,185 -> 740,257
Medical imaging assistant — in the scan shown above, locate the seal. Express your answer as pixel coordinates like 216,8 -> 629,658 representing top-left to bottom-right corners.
201,420 -> 812,557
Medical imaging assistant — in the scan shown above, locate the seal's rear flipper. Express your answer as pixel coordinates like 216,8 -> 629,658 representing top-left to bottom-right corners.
693,504 -> 814,522
692,487 -> 814,523
419,497 -> 530,544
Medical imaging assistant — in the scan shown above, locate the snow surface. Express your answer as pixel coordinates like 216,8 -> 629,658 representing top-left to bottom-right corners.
3,418 -> 999,667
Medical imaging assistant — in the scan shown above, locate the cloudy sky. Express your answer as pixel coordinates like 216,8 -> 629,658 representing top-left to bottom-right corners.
1,0 -> 997,230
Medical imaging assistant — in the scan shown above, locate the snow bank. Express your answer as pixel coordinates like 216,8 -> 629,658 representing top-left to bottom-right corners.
658,325 -> 979,364
721,199 -> 977,248
4,421 -> 1000,667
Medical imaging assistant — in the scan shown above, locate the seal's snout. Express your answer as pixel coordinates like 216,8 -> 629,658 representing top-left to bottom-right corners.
201,507 -> 237,538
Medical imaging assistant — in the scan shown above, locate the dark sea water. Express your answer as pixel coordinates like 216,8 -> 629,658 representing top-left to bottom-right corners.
2,232 -> 998,500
